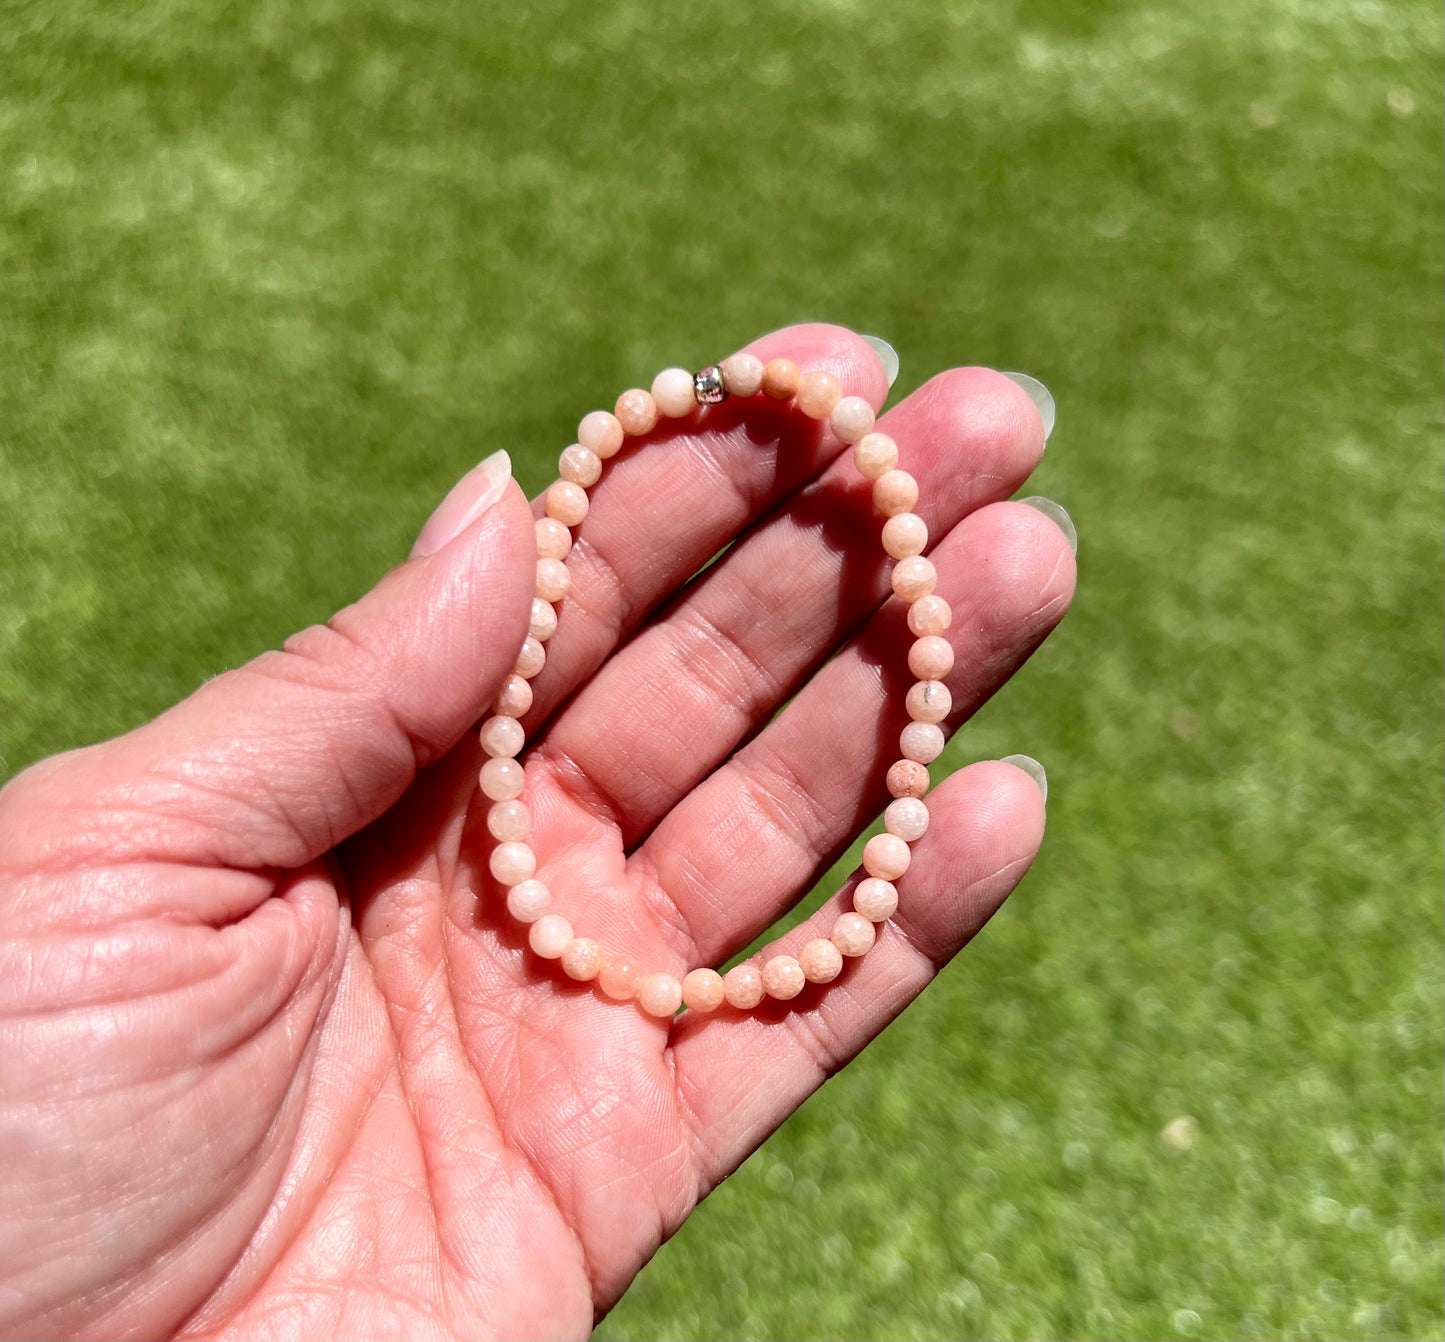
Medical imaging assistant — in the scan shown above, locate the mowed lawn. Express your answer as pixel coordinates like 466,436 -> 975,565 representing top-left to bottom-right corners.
1,1 -> 1440,1338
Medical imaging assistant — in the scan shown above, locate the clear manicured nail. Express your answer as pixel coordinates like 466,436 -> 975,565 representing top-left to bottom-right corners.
1002,372 -> 1055,443
861,334 -> 900,389
1001,754 -> 1048,803
411,449 -> 513,558
1017,496 -> 1077,556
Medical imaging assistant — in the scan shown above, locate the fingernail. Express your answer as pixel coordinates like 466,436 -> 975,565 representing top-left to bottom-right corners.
1017,496 -> 1078,556
411,449 -> 513,558
1001,754 -> 1048,804
861,334 -> 900,389
1002,372 -> 1055,443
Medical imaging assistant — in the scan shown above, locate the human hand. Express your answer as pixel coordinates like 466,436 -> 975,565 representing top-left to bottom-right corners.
0,324 -> 1075,1340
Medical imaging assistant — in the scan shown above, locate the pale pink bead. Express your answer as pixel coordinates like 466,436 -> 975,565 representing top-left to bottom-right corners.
799,937 -> 844,984
891,555 -> 937,601
863,832 -> 911,881
723,963 -> 765,1009
480,756 -> 526,801
599,955 -> 644,1000
881,512 -> 928,559
681,967 -> 726,1012
831,912 -> 876,957
886,758 -> 931,799
908,635 -> 954,680
528,913 -> 572,959
529,597 -> 558,643
797,370 -> 843,420
489,840 -> 537,886
873,469 -> 919,518
829,395 -> 875,444
559,443 -> 602,487
535,558 -> 571,603
637,972 -> 683,1017
544,480 -> 589,527
506,879 -> 550,922
514,635 -> 546,679
651,367 -> 696,417
762,955 -> 806,1000
535,516 -> 572,560
853,877 -> 899,922
720,351 -> 764,398
561,937 -> 604,981
901,721 -> 946,764
908,594 -> 952,637
906,679 -> 951,723
577,410 -> 624,460
487,799 -> 532,842
884,796 -> 930,842
492,673 -> 534,719
479,714 -> 525,759
614,388 -> 659,436
853,431 -> 899,480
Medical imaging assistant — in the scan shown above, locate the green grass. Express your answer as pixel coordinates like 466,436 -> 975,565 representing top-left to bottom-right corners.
2,0 -> 1441,1338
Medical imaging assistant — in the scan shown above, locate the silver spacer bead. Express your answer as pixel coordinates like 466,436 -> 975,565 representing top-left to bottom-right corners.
693,365 -> 728,405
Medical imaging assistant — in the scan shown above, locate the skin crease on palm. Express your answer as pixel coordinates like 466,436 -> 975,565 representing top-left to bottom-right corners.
0,324 -> 1075,1341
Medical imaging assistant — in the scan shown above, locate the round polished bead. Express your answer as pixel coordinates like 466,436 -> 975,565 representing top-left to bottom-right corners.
799,938 -> 844,984
901,721 -> 946,764
797,370 -> 843,420
528,913 -> 572,959
681,967 -> 726,1012
615,388 -> 659,436
853,432 -> 899,480
693,366 -> 727,405
535,558 -> 571,603
529,597 -> 558,643
577,411 -> 624,460
881,512 -> 928,558
886,758 -> 931,799
907,594 -> 952,637
506,878 -> 551,922
559,443 -> 603,487
599,955 -> 644,1001
829,395 -> 875,444
863,832 -> 911,881
637,972 -> 684,1017
720,351 -> 764,398
853,877 -> 899,922
884,796 -> 930,842
831,912 -> 877,957
907,635 -> 954,680
480,756 -> 526,801
723,963 -> 765,1009
561,937 -> 604,981
761,358 -> 800,401
492,673 -> 534,720
891,555 -> 937,601
487,799 -> 532,842
535,516 -> 573,560
762,955 -> 806,1000
490,840 -> 537,886
652,367 -> 696,418
873,469 -> 919,518
544,480 -> 589,527
479,715 -> 525,759
906,679 -> 951,724
514,635 -> 546,680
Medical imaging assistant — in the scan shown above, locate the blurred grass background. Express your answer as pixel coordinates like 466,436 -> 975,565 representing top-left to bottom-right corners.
1,0 -> 1441,1337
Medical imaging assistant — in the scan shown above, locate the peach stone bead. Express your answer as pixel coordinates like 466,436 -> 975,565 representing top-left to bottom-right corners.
907,679 -> 951,723
637,972 -> 684,1018
799,937 -> 844,984
480,756 -> 526,801
853,431 -> 899,480
514,635 -> 546,679
487,799 -> 532,842
599,955 -> 644,1000
901,721 -> 946,764
528,913 -> 572,959
479,714 -> 525,758
887,758 -> 931,799
490,840 -> 537,886
492,673 -> 534,719
559,443 -> 602,487
829,395 -> 875,444
908,594 -> 952,637
545,480 -> 589,527
761,358 -> 800,400
723,963 -> 765,1009
873,469 -> 919,518
577,410 -> 624,459
614,388 -> 659,436
884,796 -> 930,842
863,832 -> 912,881
762,955 -> 806,1000
535,516 -> 572,560
882,511 -> 928,559
681,967 -> 726,1012
853,877 -> 899,922
561,937 -> 604,981
908,634 -> 954,680
891,555 -> 937,601
535,558 -> 571,604
651,367 -> 696,417
529,597 -> 558,643
720,351 -> 764,398
506,878 -> 550,922
831,912 -> 877,957
797,370 -> 843,420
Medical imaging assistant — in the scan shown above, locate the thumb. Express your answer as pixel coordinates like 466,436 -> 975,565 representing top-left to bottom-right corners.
1,450 -> 536,875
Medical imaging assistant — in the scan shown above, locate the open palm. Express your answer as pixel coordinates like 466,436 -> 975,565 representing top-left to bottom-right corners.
0,325 -> 1074,1340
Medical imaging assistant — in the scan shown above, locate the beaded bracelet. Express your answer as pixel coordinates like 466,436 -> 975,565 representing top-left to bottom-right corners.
475,343 -> 951,1017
